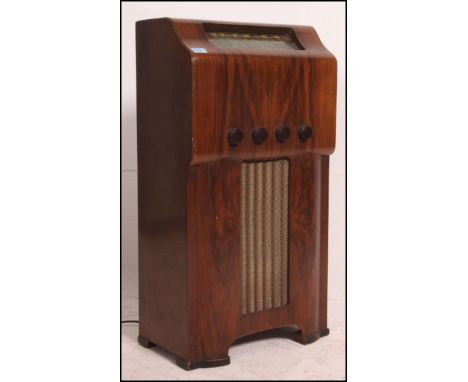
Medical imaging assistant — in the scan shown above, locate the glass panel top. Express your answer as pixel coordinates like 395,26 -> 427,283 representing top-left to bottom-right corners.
206,31 -> 300,50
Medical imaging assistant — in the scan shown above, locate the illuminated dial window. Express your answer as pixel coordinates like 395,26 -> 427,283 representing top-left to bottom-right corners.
206,31 -> 301,50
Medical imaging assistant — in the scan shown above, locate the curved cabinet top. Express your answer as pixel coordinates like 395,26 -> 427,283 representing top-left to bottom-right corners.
137,18 -> 337,164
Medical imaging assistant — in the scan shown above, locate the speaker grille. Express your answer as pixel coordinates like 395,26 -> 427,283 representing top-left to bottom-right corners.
240,159 -> 289,314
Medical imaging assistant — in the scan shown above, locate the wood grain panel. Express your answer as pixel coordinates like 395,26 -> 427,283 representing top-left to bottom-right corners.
191,54 -> 336,163
187,159 -> 241,361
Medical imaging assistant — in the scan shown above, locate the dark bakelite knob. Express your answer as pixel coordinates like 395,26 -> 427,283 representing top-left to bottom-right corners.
252,127 -> 268,145
227,128 -> 243,147
298,125 -> 313,142
275,125 -> 290,143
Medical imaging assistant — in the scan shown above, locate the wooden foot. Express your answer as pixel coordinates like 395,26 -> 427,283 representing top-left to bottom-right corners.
175,356 -> 230,371
293,328 -> 330,345
138,335 -> 156,348
138,334 -> 229,370
320,327 -> 330,337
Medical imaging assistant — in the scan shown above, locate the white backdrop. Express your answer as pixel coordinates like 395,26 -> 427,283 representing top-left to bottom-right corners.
3,1 -> 468,381
121,2 -> 345,379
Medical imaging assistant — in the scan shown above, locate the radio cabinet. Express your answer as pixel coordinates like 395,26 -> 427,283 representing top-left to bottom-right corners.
136,18 -> 337,370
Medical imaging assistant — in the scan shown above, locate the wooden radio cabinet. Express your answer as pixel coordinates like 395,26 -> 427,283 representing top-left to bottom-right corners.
135,18 -> 337,370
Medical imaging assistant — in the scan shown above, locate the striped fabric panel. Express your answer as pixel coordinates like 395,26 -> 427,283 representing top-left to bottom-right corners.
240,159 -> 289,314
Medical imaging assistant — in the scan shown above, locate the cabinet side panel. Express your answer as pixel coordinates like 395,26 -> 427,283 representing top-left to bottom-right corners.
136,19 -> 192,358
319,155 -> 329,331
289,154 -> 322,336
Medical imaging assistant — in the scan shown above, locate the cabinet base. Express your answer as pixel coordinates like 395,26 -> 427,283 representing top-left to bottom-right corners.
175,356 -> 230,371
137,334 -> 230,371
137,327 -> 329,370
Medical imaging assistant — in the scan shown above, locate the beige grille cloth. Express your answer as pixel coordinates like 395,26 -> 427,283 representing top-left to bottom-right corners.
240,159 -> 289,314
